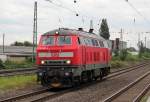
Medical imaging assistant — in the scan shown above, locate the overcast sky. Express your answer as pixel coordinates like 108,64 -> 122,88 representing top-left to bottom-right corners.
0,0 -> 150,48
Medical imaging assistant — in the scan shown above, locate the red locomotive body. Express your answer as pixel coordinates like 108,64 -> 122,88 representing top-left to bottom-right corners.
36,28 -> 111,88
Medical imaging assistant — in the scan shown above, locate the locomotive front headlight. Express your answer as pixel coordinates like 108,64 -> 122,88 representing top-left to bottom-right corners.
66,60 -> 71,64
41,60 -> 45,64
65,72 -> 70,76
38,72 -> 43,76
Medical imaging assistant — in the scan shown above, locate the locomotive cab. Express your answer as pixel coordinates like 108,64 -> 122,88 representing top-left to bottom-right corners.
36,30 -> 81,87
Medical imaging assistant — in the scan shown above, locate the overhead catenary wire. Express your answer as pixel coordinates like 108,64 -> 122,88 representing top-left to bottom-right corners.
45,0 -> 79,16
125,0 -> 150,24
45,0 -> 121,33
45,0 -> 95,32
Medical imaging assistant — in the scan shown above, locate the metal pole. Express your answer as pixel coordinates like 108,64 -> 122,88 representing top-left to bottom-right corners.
32,1 -> 37,62
35,1 -> 37,47
2,33 -> 5,53
120,28 -> 123,50
145,36 -> 146,48
138,33 -> 140,43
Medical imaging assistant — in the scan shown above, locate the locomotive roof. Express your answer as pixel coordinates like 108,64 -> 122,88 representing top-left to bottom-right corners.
43,28 -> 105,41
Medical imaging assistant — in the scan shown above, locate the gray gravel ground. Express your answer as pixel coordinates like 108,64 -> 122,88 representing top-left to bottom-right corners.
112,73 -> 150,102
0,61 -> 148,102
46,64 -> 150,102
0,84 -> 42,100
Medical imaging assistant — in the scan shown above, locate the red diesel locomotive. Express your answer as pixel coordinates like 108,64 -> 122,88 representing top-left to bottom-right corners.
36,28 -> 111,88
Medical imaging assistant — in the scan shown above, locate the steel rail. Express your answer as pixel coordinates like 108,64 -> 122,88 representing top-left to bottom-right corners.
132,83 -> 150,102
0,68 -> 37,77
106,62 -> 149,79
110,61 -> 148,73
103,71 -> 150,102
0,68 -> 37,74
0,88 -> 48,102
0,61 -> 148,77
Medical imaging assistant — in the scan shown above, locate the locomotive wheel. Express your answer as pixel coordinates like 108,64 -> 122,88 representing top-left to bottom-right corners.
99,71 -> 103,80
94,77 -> 98,81
81,72 -> 88,83
72,77 -> 80,87
41,76 -> 47,86
92,70 -> 98,81
87,71 -> 93,82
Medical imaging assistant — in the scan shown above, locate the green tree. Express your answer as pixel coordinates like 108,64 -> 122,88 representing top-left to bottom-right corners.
138,41 -> 144,58
24,41 -> 33,46
120,49 -> 128,61
11,41 -> 24,46
11,41 -> 33,46
99,19 -> 110,40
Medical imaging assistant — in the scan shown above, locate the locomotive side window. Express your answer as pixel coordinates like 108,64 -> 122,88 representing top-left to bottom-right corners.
92,39 -> 95,46
99,41 -> 104,47
42,36 -> 54,45
58,36 -> 71,45
92,39 -> 99,47
95,40 -> 99,47
84,38 -> 88,45
79,37 -> 85,45
87,38 -> 93,46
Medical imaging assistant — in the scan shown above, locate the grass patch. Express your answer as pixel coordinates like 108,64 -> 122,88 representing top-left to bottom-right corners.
111,60 -> 128,69
0,75 -> 36,91
140,96 -> 149,102
111,52 -> 141,69
3,60 -> 34,69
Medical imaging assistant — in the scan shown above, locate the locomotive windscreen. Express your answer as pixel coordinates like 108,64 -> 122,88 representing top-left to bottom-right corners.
42,36 -> 54,45
41,35 -> 72,45
58,36 -> 71,45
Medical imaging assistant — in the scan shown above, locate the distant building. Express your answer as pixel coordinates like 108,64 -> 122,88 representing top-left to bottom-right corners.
108,38 -> 127,51
0,46 -> 33,53
0,46 -> 34,62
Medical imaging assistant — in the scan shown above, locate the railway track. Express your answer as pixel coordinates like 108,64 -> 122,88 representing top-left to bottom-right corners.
0,62 -> 149,102
0,68 -> 37,77
133,83 -> 150,102
103,71 -> 150,102
0,61 -> 147,77
110,61 -> 148,73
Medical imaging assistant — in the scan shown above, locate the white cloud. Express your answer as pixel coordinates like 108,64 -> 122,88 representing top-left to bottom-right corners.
0,0 -> 149,48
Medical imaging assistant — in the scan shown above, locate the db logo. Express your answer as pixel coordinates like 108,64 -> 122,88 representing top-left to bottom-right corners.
51,52 -> 59,57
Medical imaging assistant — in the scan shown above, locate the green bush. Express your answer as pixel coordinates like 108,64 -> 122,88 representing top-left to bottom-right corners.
4,60 -> 34,69
0,59 -> 4,69
111,50 -> 140,69
114,49 -> 119,57
111,60 -> 127,69
119,49 -> 128,61
126,53 -> 139,61
112,56 -> 120,61
142,52 -> 150,58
